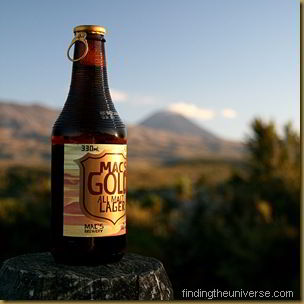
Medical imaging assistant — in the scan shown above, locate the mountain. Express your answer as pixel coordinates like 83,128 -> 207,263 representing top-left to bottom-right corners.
133,110 -> 244,163
0,102 -> 244,166
140,110 -> 216,140
0,102 -> 58,164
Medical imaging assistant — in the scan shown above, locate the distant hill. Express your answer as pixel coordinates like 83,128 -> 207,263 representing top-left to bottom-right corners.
134,110 -> 244,163
140,110 -> 216,140
0,101 -> 244,166
0,102 -> 58,164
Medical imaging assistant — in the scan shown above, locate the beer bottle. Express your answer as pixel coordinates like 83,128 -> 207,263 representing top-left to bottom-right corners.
51,25 -> 127,265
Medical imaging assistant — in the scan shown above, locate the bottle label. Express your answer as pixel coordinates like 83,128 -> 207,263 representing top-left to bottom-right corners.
63,144 -> 127,237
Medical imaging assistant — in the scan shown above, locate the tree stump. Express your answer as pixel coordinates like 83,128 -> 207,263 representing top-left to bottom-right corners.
0,252 -> 173,300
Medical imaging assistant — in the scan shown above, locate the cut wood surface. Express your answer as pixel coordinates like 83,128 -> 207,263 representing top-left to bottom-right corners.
0,252 -> 173,300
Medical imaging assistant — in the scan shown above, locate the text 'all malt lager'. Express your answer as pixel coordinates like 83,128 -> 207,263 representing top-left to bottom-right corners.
51,25 -> 127,265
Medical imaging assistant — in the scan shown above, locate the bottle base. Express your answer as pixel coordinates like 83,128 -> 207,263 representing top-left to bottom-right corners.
51,234 -> 127,266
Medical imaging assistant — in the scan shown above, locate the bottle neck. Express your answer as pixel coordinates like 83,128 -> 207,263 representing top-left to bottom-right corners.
68,34 -> 110,96
53,33 -> 126,135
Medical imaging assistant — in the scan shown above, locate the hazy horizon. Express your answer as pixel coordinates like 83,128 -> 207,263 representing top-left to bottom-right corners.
0,97 -> 297,143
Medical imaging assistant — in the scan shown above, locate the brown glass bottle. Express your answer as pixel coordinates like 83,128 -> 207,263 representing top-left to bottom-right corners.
51,25 -> 127,265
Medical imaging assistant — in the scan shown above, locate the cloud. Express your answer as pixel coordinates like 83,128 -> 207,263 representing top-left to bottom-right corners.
109,90 -> 158,105
109,91 -> 237,122
110,89 -> 128,102
168,102 -> 215,120
221,108 -> 237,119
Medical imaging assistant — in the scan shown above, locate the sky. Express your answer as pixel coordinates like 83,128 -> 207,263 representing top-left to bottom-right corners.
0,0 -> 299,140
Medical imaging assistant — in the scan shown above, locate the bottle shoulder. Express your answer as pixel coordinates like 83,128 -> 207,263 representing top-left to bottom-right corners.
53,97 -> 127,139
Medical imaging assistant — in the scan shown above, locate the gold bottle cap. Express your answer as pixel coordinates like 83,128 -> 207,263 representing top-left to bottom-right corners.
73,25 -> 107,35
